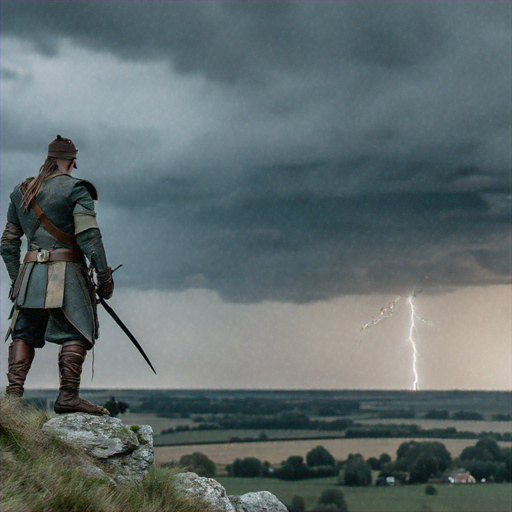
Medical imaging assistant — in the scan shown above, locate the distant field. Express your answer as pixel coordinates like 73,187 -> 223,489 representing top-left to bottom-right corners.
109,412 -> 512,441
119,412 -> 197,434
154,429 -> 346,446
357,418 -> 512,434
155,437 -> 512,466
214,477 -> 512,512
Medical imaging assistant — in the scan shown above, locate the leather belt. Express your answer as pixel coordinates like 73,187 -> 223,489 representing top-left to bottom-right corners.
24,249 -> 83,264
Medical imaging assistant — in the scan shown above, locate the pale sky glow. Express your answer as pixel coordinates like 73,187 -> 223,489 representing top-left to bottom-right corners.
2,284 -> 510,390
1,2 -> 510,391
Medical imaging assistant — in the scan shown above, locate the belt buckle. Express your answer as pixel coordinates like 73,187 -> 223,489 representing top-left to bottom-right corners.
36,249 -> 50,263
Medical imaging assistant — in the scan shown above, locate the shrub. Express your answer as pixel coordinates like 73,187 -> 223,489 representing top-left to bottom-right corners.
424,409 -> 449,420
289,495 -> 306,512
103,396 -> 129,417
343,455 -> 372,486
318,488 -> 348,512
425,485 -> 437,496
452,411 -> 484,421
179,452 -> 216,477
231,457 -> 262,477
310,465 -> 339,478
275,456 -> 312,481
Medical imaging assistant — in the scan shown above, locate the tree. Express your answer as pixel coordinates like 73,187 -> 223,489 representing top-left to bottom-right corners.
262,460 -> 274,477
276,456 -> 311,481
367,457 -> 381,470
452,410 -> 484,420
232,457 -> 262,477
379,453 -> 392,465
317,488 -> 348,512
394,441 -> 451,483
118,401 -> 129,414
103,396 -> 120,417
343,455 -> 372,486
409,454 -> 444,484
424,409 -> 449,420
460,438 -> 502,462
179,452 -> 216,477
466,460 -> 506,482
307,446 -> 335,467
500,446 -> 511,482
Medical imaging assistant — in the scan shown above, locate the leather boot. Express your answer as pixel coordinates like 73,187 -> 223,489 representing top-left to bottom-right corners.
54,342 -> 109,415
6,339 -> 35,397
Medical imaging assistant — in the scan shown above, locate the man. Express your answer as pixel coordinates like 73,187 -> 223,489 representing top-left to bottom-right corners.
1,135 -> 113,415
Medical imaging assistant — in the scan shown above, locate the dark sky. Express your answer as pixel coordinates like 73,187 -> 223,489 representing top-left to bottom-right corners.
2,1 -> 510,304
1,1 -> 511,390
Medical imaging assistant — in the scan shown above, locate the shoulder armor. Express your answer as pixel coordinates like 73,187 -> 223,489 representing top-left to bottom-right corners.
67,175 -> 98,200
78,179 -> 98,200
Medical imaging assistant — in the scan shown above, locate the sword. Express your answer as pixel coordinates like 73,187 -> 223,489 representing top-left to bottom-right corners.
98,296 -> 157,375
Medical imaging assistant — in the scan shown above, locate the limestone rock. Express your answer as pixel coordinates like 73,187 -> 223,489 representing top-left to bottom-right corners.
173,472 -> 288,512
173,472 -> 236,512
229,491 -> 288,512
42,413 -> 154,484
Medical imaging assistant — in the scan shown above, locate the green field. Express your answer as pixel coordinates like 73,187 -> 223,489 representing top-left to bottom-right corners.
154,428 -> 347,446
215,477 -> 512,512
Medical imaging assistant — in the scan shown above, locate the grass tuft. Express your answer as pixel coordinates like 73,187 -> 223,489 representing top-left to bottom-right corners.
1,395 -> 211,512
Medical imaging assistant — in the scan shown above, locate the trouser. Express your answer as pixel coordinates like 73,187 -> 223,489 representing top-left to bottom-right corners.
11,307 -> 92,350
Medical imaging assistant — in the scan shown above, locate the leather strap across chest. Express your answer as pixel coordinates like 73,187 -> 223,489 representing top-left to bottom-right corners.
30,199 -> 76,247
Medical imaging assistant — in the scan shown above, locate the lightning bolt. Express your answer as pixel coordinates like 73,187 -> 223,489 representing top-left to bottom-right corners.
407,296 -> 420,391
360,293 -> 431,391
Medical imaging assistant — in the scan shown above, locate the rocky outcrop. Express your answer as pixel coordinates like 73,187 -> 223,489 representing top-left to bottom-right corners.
173,472 -> 236,512
42,414 -> 287,510
230,491 -> 288,512
174,472 -> 288,512
42,413 -> 154,484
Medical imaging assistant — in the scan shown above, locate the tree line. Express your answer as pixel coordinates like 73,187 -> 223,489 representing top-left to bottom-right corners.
174,437 -> 511,486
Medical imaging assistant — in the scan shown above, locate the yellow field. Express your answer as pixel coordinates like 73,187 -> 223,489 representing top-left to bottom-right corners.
155,437 -> 512,466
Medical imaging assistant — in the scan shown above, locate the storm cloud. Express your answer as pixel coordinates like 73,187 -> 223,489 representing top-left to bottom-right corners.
1,1 -> 510,303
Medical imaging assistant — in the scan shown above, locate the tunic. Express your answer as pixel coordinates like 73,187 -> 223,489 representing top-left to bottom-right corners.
1,173 -> 109,345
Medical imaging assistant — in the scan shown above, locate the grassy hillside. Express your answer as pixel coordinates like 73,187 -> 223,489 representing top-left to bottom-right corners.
0,396 -> 211,512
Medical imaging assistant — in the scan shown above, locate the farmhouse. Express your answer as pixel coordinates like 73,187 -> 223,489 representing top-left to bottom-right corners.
446,470 -> 476,484
429,469 -> 476,484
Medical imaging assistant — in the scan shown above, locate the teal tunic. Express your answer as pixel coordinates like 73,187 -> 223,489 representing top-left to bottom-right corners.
2,173 -> 108,345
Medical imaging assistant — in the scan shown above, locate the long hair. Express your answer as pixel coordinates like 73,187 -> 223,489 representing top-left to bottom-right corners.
21,157 -> 61,210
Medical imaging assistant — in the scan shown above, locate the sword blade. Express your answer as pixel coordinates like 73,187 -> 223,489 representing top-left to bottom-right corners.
98,297 -> 157,374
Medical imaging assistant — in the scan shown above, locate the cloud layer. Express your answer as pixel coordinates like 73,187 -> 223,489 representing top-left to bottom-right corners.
1,1 -> 510,303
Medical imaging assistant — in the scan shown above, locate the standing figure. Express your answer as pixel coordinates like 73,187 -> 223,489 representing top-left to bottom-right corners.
1,135 -> 114,415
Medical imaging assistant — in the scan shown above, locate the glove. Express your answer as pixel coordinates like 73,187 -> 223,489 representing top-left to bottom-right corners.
97,267 -> 114,300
